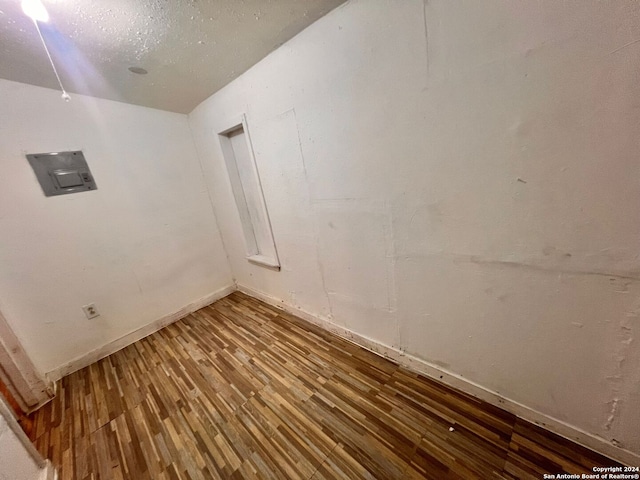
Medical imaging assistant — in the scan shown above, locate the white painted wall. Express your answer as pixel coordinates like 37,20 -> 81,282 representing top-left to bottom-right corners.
189,0 -> 640,457
0,402 -> 50,480
0,416 -> 45,480
0,79 -> 233,374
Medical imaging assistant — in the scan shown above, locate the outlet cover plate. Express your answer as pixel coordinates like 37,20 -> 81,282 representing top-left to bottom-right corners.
82,304 -> 100,319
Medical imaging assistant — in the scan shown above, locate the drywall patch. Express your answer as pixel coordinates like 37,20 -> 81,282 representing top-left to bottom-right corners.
605,398 -> 619,431
242,109 -> 331,319
602,301 -> 639,446
462,254 -> 640,282
314,198 -> 398,345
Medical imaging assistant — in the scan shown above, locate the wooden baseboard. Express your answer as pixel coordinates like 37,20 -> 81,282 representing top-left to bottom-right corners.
46,285 -> 236,382
236,283 -> 640,466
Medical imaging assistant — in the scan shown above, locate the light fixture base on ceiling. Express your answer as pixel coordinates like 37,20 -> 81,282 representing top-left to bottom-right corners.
21,0 -> 49,22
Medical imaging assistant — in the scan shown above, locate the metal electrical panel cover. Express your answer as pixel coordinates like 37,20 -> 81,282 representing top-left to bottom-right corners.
26,151 -> 97,197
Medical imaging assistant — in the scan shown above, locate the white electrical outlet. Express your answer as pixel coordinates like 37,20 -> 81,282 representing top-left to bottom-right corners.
82,303 -> 100,319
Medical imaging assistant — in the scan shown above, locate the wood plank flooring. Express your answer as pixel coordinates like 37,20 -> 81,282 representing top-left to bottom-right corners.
28,292 -> 622,479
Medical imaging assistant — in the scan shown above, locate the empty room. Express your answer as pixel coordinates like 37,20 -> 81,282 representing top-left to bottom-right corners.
0,0 -> 638,478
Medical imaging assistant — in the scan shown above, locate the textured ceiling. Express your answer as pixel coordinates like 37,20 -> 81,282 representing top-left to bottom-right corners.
0,0 -> 345,113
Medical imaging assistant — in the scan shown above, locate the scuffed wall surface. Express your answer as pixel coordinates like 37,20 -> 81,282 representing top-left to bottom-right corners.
189,0 -> 640,454
0,79 -> 233,373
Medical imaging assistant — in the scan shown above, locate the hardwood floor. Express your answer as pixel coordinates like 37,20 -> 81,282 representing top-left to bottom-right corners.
29,292 -> 622,479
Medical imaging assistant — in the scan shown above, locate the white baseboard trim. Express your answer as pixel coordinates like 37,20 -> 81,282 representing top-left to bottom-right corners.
46,284 -> 236,382
236,283 -> 640,466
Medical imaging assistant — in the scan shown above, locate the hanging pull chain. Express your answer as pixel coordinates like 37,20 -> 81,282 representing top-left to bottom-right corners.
33,19 -> 70,102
